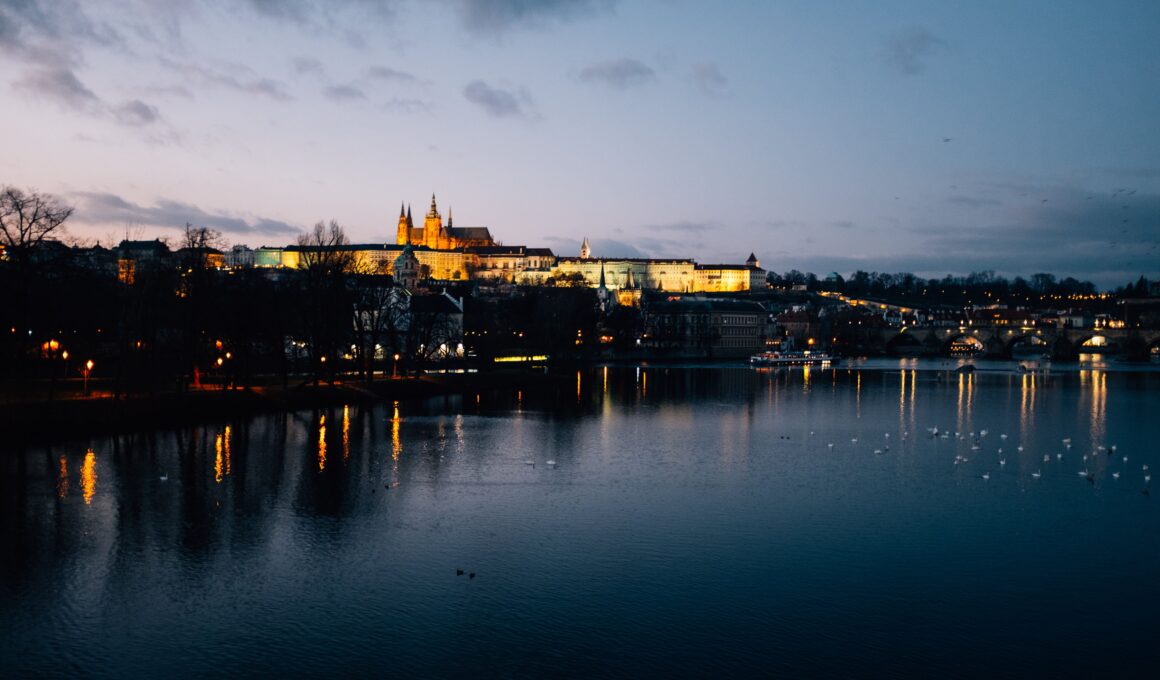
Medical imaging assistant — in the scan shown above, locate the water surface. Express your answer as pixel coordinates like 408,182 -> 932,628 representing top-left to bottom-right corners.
3,362 -> 1159,677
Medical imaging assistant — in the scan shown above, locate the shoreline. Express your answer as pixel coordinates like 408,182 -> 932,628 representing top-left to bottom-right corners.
1,371 -> 565,448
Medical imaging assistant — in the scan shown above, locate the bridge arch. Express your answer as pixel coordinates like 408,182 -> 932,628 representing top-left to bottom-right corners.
942,332 -> 986,357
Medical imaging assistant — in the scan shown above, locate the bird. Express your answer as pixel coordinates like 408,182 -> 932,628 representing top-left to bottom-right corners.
1000,434 -> 1008,440
873,449 -> 883,455
1144,465 -> 1150,471
1062,438 -> 1071,445
1078,470 -> 1089,477
981,472 -> 990,480
1032,470 -> 1042,479
546,460 -> 557,467
1112,472 -> 1120,479
827,443 -> 834,449
469,572 -> 476,580
1056,453 -> 1063,460
1044,454 -> 1051,463
456,569 -> 464,576
851,438 -> 858,444
1017,446 -> 1024,452
159,473 -> 169,482
1000,459 -> 1007,466
942,137 -> 953,142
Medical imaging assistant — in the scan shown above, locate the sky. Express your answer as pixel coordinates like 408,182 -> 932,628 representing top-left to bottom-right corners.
1,0 -> 1158,288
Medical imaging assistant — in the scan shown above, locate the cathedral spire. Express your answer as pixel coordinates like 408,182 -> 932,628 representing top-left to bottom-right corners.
406,205 -> 413,227
599,261 -> 607,289
428,193 -> 438,218
399,202 -> 405,218
447,206 -> 453,228
580,236 -> 591,259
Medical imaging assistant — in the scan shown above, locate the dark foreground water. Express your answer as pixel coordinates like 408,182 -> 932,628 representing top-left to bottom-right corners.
3,362 -> 1160,678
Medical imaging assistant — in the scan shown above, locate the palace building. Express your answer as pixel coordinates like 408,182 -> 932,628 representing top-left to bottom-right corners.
396,195 -> 495,250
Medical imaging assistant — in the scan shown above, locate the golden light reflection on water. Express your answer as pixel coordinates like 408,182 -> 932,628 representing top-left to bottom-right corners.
898,368 -> 916,434
956,372 -> 974,431
342,405 -> 350,462
1085,369 -> 1107,444
318,413 -> 327,471
603,365 -> 608,394
57,455 -> 68,499
215,426 -> 233,483
1020,373 -> 1037,431
81,449 -> 96,504
214,433 -> 224,483
391,401 -> 402,461
802,365 -> 811,387
576,369 -> 582,403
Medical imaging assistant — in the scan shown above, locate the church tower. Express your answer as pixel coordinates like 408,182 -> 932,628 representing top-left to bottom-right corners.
580,237 -> 591,259
396,203 -> 409,245
423,194 -> 443,249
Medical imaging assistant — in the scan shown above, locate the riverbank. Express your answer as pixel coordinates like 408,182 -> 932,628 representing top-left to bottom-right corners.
0,371 -> 565,447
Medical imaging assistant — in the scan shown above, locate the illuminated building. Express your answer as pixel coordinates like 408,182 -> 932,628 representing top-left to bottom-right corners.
396,195 -> 495,250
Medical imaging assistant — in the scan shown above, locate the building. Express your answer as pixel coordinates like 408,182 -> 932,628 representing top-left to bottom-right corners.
644,298 -> 769,358
396,195 -> 495,250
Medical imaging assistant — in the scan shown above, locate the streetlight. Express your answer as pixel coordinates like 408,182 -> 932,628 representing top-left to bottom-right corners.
83,359 -> 94,397
393,353 -> 400,379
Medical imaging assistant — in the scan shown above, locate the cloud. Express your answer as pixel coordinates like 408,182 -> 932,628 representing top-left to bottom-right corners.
293,56 -> 325,76
777,187 -> 1160,288
323,84 -> 366,101
383,97 -> 430,113
947,195 -> 1002,208
644,221 -> 711,234
450,0 -> 614,35
113,99 -> 161,126
12,65 -> 165,128
72,192 -> 300,236
367,65 -> 416,83
0,0 -> 123,67
158,57 -> 293,101
691,62 -> 727,95
463,79 -> 528,117
12,66 -> 100,111
882,26 -> 946,75
579,57 -> 654,89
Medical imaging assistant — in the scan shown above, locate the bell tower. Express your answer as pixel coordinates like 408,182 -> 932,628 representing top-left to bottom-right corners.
423,194 -> 443,249
396,203 -> 409,245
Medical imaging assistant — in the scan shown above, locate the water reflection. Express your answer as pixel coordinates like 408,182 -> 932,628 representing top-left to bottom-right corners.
3,365 -> 1160,679
318,413 -> 327,471
80,448 -> 96,504
342,406 -> 351,462
57,455 -> 68,499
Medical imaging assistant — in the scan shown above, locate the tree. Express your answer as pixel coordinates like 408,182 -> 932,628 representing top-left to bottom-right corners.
0,186 -> 74,259
296,220 -> 357,383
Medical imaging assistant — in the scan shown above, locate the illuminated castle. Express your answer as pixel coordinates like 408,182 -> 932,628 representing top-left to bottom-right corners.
396,194 -> 495,250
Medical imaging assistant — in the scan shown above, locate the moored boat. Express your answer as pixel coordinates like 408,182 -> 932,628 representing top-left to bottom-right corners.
749,350 -> 837,367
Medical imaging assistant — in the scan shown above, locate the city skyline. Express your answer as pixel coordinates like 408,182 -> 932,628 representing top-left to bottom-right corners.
2,0 -> 1158,287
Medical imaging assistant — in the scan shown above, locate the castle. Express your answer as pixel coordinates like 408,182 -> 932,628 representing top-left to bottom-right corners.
396,194 -> 494,250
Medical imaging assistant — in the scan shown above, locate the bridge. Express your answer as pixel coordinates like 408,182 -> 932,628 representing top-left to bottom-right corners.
873,326 -> 1160,360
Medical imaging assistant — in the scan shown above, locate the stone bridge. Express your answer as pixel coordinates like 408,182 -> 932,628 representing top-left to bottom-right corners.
874,326 -> 1160,359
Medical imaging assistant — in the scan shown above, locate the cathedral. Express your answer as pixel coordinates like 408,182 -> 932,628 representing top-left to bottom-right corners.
396,194 -> 495,250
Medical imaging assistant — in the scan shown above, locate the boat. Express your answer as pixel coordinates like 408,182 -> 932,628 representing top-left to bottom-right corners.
749,350 -> 837,367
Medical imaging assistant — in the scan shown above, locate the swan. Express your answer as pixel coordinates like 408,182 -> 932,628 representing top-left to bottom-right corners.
1112,472 -> 1120,479
1031,470 -> 1041,479
981,472 -> 990,480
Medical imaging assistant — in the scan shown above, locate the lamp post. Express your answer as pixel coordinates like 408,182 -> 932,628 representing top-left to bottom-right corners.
83,359 -> 94,397
393,353 -> 400,379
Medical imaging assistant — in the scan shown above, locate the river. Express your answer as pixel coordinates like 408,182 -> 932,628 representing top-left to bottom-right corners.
3,360 -> 1159,677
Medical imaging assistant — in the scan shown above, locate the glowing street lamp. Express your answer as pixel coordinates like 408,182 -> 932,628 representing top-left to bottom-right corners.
393,353 -> 400,379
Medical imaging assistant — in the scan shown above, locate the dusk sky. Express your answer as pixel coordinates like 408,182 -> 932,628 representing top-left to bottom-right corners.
2,0 -> 1158,287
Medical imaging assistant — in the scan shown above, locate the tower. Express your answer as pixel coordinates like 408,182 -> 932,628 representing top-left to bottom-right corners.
396,203 -> 408,245
580,237 -> 591,259
746,252 -> 760,268
423,193 -> 443,249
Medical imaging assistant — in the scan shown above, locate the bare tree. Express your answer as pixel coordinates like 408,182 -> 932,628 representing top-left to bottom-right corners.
298,220 -> 356,274
0,186 -> 74,259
